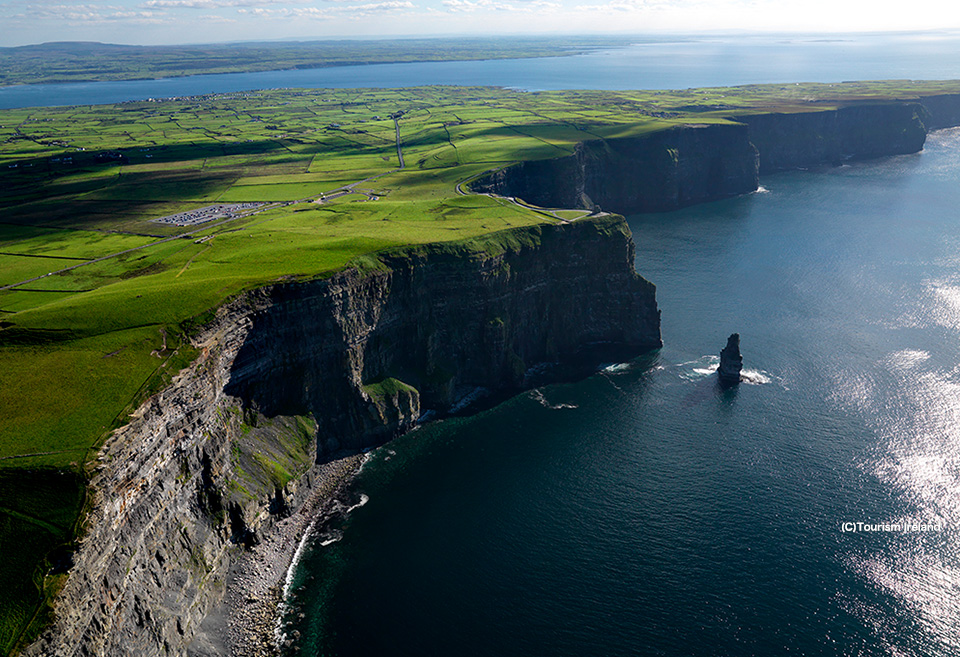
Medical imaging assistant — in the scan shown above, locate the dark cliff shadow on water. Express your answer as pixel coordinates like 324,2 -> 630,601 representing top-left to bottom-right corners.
626,187 -> 760,244
679,373 -> 734,408
717,379 -> 740,405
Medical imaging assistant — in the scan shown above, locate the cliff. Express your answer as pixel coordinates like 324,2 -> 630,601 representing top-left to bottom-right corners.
24,216 -> 660,657
471,123 -> 760,215
473,99 -> 958,212
737,102 -> 928,174
914,93 -> 960,130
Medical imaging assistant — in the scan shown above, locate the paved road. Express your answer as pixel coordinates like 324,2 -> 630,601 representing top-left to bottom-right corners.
395,117 -> 405,169
314,113 -> 405,205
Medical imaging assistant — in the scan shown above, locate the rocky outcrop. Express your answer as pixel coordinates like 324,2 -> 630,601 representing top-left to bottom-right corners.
736,102 -> 928,174
25,216 -> 660,657
718,333 -> 743,388
472,123 -> 760,215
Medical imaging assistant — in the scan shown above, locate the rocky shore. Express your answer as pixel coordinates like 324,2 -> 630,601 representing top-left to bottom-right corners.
190,454 -> 364,657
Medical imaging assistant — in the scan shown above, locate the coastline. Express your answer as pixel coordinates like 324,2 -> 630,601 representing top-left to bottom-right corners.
190,453 -> 365,657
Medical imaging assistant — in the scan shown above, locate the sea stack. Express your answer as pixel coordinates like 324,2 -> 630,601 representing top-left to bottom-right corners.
718,333 -> 743,388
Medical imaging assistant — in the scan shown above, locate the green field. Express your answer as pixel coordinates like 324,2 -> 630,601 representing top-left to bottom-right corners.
2,79 -> 960,653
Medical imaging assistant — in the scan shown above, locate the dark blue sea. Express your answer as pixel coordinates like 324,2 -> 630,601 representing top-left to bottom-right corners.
279,126 -> 960,656
3,32 -> 960,109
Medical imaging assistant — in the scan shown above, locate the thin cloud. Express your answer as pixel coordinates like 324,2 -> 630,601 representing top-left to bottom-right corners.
236,0 -> 410,16
346,0 -> 413,9
442,0 -> 556,11
237,5 -> 326,14
142,0 -> 306,8
8,2 -> 169,21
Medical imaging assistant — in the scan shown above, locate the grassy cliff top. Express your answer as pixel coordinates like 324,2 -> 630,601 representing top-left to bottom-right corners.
1,80 -> 959,652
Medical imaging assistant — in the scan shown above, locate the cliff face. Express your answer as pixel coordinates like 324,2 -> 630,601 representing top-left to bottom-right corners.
738,102 -> 928,174
25,216 -> 660,657
225,218 -> 660,458
472,123 -> 760,214
474,100 -> 950,212
917,93 -> 960,130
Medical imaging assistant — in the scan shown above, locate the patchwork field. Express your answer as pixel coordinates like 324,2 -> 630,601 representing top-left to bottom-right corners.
3,79 -> 960,652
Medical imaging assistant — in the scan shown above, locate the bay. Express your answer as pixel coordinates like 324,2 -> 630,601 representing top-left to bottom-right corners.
4,32 -> 960,109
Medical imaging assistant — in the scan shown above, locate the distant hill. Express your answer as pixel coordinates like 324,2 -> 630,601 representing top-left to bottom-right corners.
0,37 -> 635,86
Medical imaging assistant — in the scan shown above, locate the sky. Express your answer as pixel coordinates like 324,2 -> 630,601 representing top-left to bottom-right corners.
2,0 -> 960,47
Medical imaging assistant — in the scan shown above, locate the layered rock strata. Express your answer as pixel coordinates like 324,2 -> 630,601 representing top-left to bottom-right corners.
25,216 -> 660,657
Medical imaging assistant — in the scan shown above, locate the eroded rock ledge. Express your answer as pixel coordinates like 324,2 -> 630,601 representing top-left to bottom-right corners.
25,216 -> 660,657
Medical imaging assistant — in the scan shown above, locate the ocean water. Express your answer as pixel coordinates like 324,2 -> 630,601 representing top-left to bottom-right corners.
280,130 -> 960,656
3,32 -> 960,109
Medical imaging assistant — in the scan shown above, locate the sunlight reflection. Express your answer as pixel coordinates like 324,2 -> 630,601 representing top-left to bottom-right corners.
844,353 -> 960,652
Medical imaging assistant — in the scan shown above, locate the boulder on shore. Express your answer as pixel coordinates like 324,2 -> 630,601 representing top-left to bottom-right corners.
718,333 -> 743,388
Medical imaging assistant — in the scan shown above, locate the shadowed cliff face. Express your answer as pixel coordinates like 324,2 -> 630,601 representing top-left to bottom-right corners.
224,217 -> 661,458
472,123 -> 759,214
918,94 -> 960,130
473,100 -> 957,213
739,102 -> 929,174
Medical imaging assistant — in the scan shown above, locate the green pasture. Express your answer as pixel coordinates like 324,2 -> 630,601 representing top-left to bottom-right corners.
0,255 -> 82,288
0,290 -> 81,314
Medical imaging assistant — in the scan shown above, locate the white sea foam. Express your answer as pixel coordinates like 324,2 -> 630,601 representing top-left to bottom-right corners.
740,368 -> 771,385
355,451 -> 374,474
600,372 -> 625,392
678,355 -> 720,380
319,534 -> 342,547
677,355 -> 773,385
755,185 -> 770,194
530,389 -> 578,410
602,362 -> 632,373
278,515 -> 322,644
345,493 -> 370,514
277,490 -> 370,642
